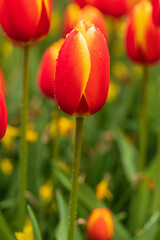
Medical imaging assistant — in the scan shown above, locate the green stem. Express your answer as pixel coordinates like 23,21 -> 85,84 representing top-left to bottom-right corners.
139,67 -> 149,171
19,45 -> 30,230
67,117 -> 84,240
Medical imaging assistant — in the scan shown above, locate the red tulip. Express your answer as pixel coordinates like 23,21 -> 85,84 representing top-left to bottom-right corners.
0,68 -> 6,95
152,0 -> 160,26
86,208 -> 114,240
0,0 -> 52,44
125,0 -> 160,64
55,20 -> 110,117
62,3 -> 108,41
37,39 -> 64,99
0,90 -> 7,140
73,0 -> 137,17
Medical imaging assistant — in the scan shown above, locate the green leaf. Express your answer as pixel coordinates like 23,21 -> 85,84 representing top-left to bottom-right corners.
116,130 -> 138,185
55,190 -> 84,240
27,205 -> 42,240
0,210 -> 15,240
134,212 -> 160,240
54,164 -> 131,240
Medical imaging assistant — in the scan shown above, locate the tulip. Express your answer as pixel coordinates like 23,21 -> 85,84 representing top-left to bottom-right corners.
86,208 -> 114,240
0,0 -> 52,44
37,39 -> 64,99
55,20 -> 110,117
0,68 -> 7,95
73,0 -> 137,17
125,0 -> 160,64
62,3 -> 108,40
152,0 -> 160,26
0,90 -> 7,140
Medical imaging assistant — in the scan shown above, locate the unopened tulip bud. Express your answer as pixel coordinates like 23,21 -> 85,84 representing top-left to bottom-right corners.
0,90 -> 7,140
37,39 -> 64,99
86,208 -> 114,240
62,3 -> 108,40
0,0 -> 52,44
73,0 -> 137,17
55,20 -> 110,117
125,0 -> 160,64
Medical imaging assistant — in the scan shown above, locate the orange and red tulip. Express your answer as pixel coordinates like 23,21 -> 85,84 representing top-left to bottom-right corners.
73,0 -> 137,17
0,0 -> 52,44
125,0 -> 160,64
152,0 -> 160,26
0,90 -> 7,140
55,20 -> 110,117
86,208 -> 114,240
62,3 -> 108,40
0,68 -> 6,95
37,39 -> 64,99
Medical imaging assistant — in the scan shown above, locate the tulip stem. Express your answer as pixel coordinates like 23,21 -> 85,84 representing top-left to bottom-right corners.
19,45 -> 30,230
67,117 -> 84,240
139,66 -> 149,171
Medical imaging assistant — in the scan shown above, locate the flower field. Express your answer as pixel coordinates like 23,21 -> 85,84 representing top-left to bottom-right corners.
0,0 -> 160,240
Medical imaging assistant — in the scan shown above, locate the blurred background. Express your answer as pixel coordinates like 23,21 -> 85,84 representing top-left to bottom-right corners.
0,0 -> 160,239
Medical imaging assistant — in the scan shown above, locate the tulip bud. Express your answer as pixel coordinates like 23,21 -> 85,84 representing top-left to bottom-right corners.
125,0 -> 160,64
0,0 -> 52,44
55,20 -> 110,117
0,68 -> 7,95
86,208 -> 114,240
62,3 -> 108,41
73,0 -> 137,17
37,39 -> 64,99
0,90 -> 7,140
152,0 -> 160,26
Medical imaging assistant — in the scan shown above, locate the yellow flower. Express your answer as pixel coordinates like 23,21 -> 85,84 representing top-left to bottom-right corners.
1,125 -> 19,151
40,181 -> 53,203
107,82 -> 119,103
26,129 -> 38,142
58,117 -> 74,137
0,158 -> 13,175
96,180 -> 113,201
15,219 -> 33,240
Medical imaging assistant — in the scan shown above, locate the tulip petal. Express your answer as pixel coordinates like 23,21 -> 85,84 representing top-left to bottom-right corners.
0,90 -> 7,140
84,26 -> 110,114
34,0 -> 52,40
37,39 -> 64,99
55,30 -> 91,115
0,0 -> 42,42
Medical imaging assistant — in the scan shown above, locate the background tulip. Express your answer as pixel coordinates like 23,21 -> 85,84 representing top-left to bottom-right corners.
125,0 -> 160,64
0,90 -> 7,140
62,3 -> 108,40
0,68 -> 7,95
86,208 -> 114,240
73,0 -> 137,17
0,0 -> 52,44
152,0 -> 160,26
37,39 -> 64,99
55,20 -> 110,117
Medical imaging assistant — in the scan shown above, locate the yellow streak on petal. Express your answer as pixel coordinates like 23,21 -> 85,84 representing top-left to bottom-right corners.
43,0 -> 51,19
66,4 -> 81,26
134,0 -> 152,52
75,31 -> 91,98
36,0 -> 42,16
